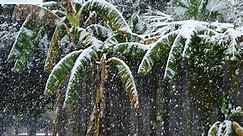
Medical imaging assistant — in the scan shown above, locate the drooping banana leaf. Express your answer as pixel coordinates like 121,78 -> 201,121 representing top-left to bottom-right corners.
81,0 -> 131,32
77,24 -> 113,47
163,35 -> 184,80
138,20 -> 215,80
164,21 -> 221,80
64,46 -> 99,105
107,57 -> 138,109
8,4 -> 66,72
86,24 -> 114,41
138,31 -> 175,76
45,50 -> 82,96
208,121 -> 220,136
8,14 -> 45,72
112,42 -> 149,59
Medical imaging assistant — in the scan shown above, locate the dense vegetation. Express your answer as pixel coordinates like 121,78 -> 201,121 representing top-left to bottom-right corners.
1,0 -> 243,135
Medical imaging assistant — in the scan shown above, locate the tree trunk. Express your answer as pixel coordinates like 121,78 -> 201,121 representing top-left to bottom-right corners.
87,54 -> 107,136
52,88 -> 67,136
95,54 -> 107,136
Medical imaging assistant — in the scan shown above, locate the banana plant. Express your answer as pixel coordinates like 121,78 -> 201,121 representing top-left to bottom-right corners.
7,0 -> 140,73
44,41 -> 139,135
137,20 -> 243,80
6,0 -> 147,135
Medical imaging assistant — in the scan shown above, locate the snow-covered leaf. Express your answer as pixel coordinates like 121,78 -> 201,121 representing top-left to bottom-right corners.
217,120 -> 232,136
208,121 -> 221,136
138,37 -> 170,75
85,24 -> 114,41
223,28 -> 243,60
8,15 -> 45,72
64,46 -> 99,105
44,50 -> 82,96
107,57 -> 138,109
164,21 -> 211,79
8,4 -> 66,72
81,0 -> 131,32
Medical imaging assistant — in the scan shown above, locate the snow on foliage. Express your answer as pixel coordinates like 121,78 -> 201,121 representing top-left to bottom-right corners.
107,57 -> 138,108
81,0 -> 132,32
138,19 -> 243,80
217,120 -> 232,136
207,120 -> 243,136
206,0 -> 227,12
169,0 -> 236,22
8,14 -> 46,72
64,46 -> 99,104
8,3 -> 67,72
45,50 -> 82,96
0,22 -> 17,50
86,24 -> 114,39
208,121 -> 221,136
135,10 -> 173,35
223,28 -> 243,60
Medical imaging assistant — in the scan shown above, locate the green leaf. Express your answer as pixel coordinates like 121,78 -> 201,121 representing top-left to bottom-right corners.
8,15 -> 45,72
44,50 -> 82,96
67,15 -> 80,27
44,25 -> 66,71
138,21 -> 211,80
223,28 -> 242,60
138,43 -> 163,75
114,42 -> 149,59
163,21 -> 213,80
208,121 -> 220,136
138,35 -> 172,76
130,12 -> 139,31
64,46 -> 99,105
107,57 -> 138,109
164,35 -> 184,80
8,4 -> 65,72
86,24 -> 114,41
81,0 -> 131,32
77,24 -> 114,48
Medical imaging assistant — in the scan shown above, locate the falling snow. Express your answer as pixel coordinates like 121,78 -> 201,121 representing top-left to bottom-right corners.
1,0 -> 243,136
